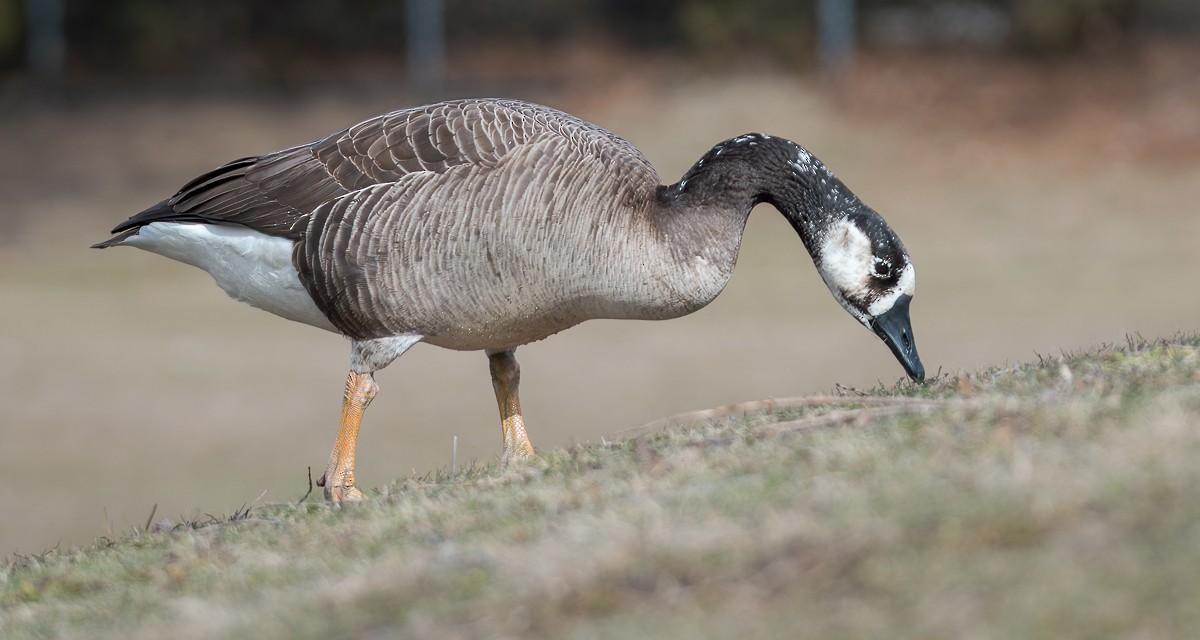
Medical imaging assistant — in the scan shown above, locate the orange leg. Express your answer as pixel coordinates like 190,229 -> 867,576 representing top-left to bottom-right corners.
320,370 -> 378,502
488,350 -> 535,463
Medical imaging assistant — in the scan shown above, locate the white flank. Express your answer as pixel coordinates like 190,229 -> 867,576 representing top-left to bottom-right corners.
120,222 -> 338,332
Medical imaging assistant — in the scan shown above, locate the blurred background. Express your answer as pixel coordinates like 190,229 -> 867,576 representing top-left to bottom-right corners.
2,0 -> 1199,557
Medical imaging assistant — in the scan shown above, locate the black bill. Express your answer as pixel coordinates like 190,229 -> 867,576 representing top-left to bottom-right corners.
869,293 -> 925,382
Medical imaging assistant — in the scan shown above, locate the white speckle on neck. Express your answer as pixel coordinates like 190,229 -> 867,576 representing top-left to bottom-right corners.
788,147 -> 816,176
730,133 -> 767,146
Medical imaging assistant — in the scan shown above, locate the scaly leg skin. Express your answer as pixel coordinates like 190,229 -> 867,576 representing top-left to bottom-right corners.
320,370 -> 378,503
488,349 -> 535,464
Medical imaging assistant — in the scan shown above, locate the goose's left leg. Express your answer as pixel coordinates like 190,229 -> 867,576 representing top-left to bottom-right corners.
320,335 -> 421,503
487,349 -> 535,463
320,371 -> 377,502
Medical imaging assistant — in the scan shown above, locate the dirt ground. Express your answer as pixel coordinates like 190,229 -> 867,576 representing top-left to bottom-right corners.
2,42 -> 1199,556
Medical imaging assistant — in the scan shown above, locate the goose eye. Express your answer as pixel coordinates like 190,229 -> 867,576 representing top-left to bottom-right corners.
872,259 -> 891,279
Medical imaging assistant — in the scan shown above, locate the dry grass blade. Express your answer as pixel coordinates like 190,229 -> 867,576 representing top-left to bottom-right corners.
615,394 -> 958,439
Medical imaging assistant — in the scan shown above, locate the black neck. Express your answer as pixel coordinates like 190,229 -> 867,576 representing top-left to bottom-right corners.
656,134 -> 861,254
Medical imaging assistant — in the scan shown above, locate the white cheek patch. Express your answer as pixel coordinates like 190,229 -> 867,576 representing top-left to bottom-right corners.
817,218 -> 917,321
898,262 -> 916,296
817,219 -> 874,298
867,263 -> 916,317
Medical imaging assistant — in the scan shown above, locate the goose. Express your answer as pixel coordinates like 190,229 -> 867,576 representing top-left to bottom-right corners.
94,98 -> 925,502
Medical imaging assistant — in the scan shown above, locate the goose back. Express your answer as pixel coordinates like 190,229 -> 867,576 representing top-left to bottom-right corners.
105,99 -> 748,351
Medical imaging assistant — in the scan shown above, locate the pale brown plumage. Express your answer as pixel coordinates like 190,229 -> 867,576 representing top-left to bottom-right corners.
94,98 -> 924,501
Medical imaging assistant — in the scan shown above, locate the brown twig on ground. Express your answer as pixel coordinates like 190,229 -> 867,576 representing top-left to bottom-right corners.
142,503 -> 158,533
299,466 -> 314,503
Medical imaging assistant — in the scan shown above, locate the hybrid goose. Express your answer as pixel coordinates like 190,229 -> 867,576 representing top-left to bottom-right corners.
94,98 -> 925,502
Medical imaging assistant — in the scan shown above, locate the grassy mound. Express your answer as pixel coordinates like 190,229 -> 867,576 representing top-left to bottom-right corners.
4,335 -> 1198,639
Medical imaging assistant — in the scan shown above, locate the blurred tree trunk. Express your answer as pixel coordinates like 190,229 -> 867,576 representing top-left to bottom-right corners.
818,0 -> 855,72
25,0 -> 65,94
406,0 -> 445,102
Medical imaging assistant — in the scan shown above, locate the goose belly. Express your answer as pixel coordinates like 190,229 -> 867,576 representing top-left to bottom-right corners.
379,239 -> 732,352
415,302 -> 591,351
122,222 -> 338,332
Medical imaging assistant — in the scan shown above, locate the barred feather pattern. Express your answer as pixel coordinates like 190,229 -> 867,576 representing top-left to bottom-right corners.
100,99 -> 905,352
108,100 -> 653,240
295,128 -> 742,348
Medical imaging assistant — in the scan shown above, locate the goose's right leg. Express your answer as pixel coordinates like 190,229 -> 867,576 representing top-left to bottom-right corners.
487,349 -> 535,463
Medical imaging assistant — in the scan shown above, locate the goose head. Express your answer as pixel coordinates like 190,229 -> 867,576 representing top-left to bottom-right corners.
658,133 -> 926,382
741,137 -> 924,382
813,208 -> 924,382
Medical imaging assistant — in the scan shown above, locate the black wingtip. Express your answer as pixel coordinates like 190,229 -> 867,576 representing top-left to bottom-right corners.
90,227 -> 140,249
109,200 -> 175,235
94,198 -> 187,248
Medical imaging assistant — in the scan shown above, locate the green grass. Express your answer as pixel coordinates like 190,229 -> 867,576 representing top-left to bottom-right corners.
4,335 -> 1199,639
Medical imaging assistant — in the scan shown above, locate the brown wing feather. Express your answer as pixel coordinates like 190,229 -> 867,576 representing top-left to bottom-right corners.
96,99 -> 658,250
